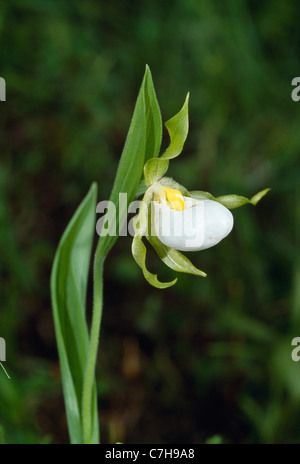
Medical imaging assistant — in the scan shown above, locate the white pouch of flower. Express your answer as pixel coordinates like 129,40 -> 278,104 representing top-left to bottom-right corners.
153,196 -> 234,252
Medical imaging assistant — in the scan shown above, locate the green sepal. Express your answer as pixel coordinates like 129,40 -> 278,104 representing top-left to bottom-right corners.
190,188 -> 270,209
144,158 -> 169,187
159,177 -> 191,196
131,189 -> 177,288
137,188 -> 154,236
148,235 -> 207,277
161,92 -> 190,160
188,190 -> 215,201
217,188 -> 271,209
143,93 -> 190,187
132,232 -> 177,289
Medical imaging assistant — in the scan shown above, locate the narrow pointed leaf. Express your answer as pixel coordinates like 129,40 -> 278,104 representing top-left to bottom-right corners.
98,66 -> 162,257
148,235 -> 207,277
51,183 -> 99,444
144,64 -> 162,162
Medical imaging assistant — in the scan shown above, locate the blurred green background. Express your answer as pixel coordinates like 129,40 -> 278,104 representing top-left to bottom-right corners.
1,0 -> 300,444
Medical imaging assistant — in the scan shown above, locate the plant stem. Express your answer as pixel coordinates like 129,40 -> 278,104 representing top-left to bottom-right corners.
82,251 -> 104,444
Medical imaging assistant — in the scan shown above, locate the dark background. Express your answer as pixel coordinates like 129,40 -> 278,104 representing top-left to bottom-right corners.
1,0 -> 300,444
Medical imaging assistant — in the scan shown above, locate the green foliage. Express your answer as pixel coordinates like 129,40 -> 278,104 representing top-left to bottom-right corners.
134,92 -> 211,286
50,183 -> 98,444
51,67 -> 160,443
99,66 -> 162,257
1,0 -> 300,445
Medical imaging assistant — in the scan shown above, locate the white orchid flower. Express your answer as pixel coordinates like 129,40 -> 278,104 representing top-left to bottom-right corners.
131,91 -> 269,289
152,187 -> 234,252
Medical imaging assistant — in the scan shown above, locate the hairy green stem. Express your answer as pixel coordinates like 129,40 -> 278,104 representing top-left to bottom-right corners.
82,251 -> 104,444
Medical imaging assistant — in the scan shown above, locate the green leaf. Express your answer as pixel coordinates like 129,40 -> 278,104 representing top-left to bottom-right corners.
144,64 -> 162,162
132,225 -> 177,289
216,188 -> 270,209
148,235 -> 207,277
98,65 -> 162,258
143,93 -> 190,186
51,183 -> 99,444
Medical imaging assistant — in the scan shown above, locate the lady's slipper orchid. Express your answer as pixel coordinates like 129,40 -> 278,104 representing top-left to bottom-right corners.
153,191 -> 234,252
131,91 -> 269,289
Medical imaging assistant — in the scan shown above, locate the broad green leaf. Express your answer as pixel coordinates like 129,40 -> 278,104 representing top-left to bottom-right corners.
216,188 -> 270,209
97,65 -> 162,258
148,235 -> 207,277
143,93 -> 190,186
51,183 -> 99,444
132,225 -> 177,289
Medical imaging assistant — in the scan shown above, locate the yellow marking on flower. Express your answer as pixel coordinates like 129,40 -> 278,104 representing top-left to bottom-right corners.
162,187 -> 185,211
